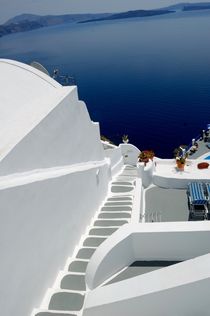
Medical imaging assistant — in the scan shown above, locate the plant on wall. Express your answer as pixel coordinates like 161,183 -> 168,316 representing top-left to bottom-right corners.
138,150 -> 155,163
122,134 -> 129,143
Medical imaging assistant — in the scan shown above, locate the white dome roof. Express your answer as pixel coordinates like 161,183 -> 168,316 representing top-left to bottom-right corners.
0,59 -> 73,162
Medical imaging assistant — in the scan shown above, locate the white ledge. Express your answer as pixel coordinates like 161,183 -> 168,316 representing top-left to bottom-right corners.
0,159 -> 110,190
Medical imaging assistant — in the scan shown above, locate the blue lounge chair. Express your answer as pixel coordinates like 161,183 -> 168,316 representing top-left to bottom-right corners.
187,182 -> 208,219
205,183 -> 210,206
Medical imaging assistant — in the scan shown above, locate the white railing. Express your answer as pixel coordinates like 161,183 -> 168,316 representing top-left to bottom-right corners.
141,211 -> 162,222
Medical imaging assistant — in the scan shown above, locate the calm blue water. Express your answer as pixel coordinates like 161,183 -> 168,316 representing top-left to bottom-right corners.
1,13 -> 210,157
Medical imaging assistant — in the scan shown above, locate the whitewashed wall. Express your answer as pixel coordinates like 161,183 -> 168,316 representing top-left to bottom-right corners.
138,160 -> 154,188
0,164 -> 109,316
86,222 -> 210,289
104,147 -> 124,177
0,88 -> 105,176
120,144 -> 140,165
84,222 -> 210,316
153,159 -> 210,189
84,254 -> 210,316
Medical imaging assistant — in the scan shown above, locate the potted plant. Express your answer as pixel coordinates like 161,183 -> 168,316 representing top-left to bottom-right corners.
174,145 -> 188,171
176,156 -> 186,171
138,150 -> 155,165
122,134 -> 129,143
100,135 -> 114,145
176,150 -> 188,171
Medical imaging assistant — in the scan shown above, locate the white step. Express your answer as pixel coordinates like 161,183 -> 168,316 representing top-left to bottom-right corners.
48,291 -> 84,312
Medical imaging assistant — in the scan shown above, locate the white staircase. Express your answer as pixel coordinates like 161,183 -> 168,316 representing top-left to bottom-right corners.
33,165 -> 138,316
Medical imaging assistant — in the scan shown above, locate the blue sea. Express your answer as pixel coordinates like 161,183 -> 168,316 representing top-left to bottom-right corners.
1,11 -> 210,157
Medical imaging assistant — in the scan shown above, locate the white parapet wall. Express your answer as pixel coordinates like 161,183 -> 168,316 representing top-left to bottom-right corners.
84,253 -> 210,316
84,222 -> 210,316
153,159 -> 210,189
137,158 -> 210,189
85,222 -> 210,289
104,146 -> 124,177
0,162 -> 110,316
137,160 -> 155,188
119,143 -> 140,165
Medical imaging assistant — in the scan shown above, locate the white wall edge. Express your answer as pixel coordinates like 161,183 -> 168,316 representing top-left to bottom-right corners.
131,178 -> 142,223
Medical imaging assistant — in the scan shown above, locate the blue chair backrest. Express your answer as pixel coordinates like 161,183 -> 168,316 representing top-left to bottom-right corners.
188,182 -> 206,205
206,183 -> 210,196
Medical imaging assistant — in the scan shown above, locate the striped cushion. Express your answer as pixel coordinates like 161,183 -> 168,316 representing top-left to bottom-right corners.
206,183 -> 210,196
188,182 -> 207,205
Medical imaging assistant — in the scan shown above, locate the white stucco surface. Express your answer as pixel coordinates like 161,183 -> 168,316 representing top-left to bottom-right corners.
0,59 -> 113,316
0,159 -> 109,190
139,160 -> 154,188
86,222 -> 210,289
120,144 -> 140,165
104,147 -> 124,177
0,59 -> 73,162
153,159 -> 210,188
0,60 -> 105,175
0,163 -> 110,316
84,253 -> 210,316
131,178 -> 142,223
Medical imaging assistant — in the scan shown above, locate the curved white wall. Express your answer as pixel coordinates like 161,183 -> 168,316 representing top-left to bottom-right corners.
84,222 -> 210,316
84,254 -> 210,316
86,225 -> 133,290
0,88 -> 105,176
0,163 -> 109,316
86,222 -> 210,290
120,144 -> 140,165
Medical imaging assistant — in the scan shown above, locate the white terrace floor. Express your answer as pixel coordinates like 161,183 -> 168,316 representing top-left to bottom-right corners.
34,165 -> 138,316
155,159 -> 210,180
153,152 -> 210,190
145,186 -> 189,222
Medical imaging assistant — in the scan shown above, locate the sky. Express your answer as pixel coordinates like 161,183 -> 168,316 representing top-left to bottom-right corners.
1,0 -> 210,24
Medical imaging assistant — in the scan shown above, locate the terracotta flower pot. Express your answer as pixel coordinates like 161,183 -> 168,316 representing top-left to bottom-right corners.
176,161 -> 185,171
